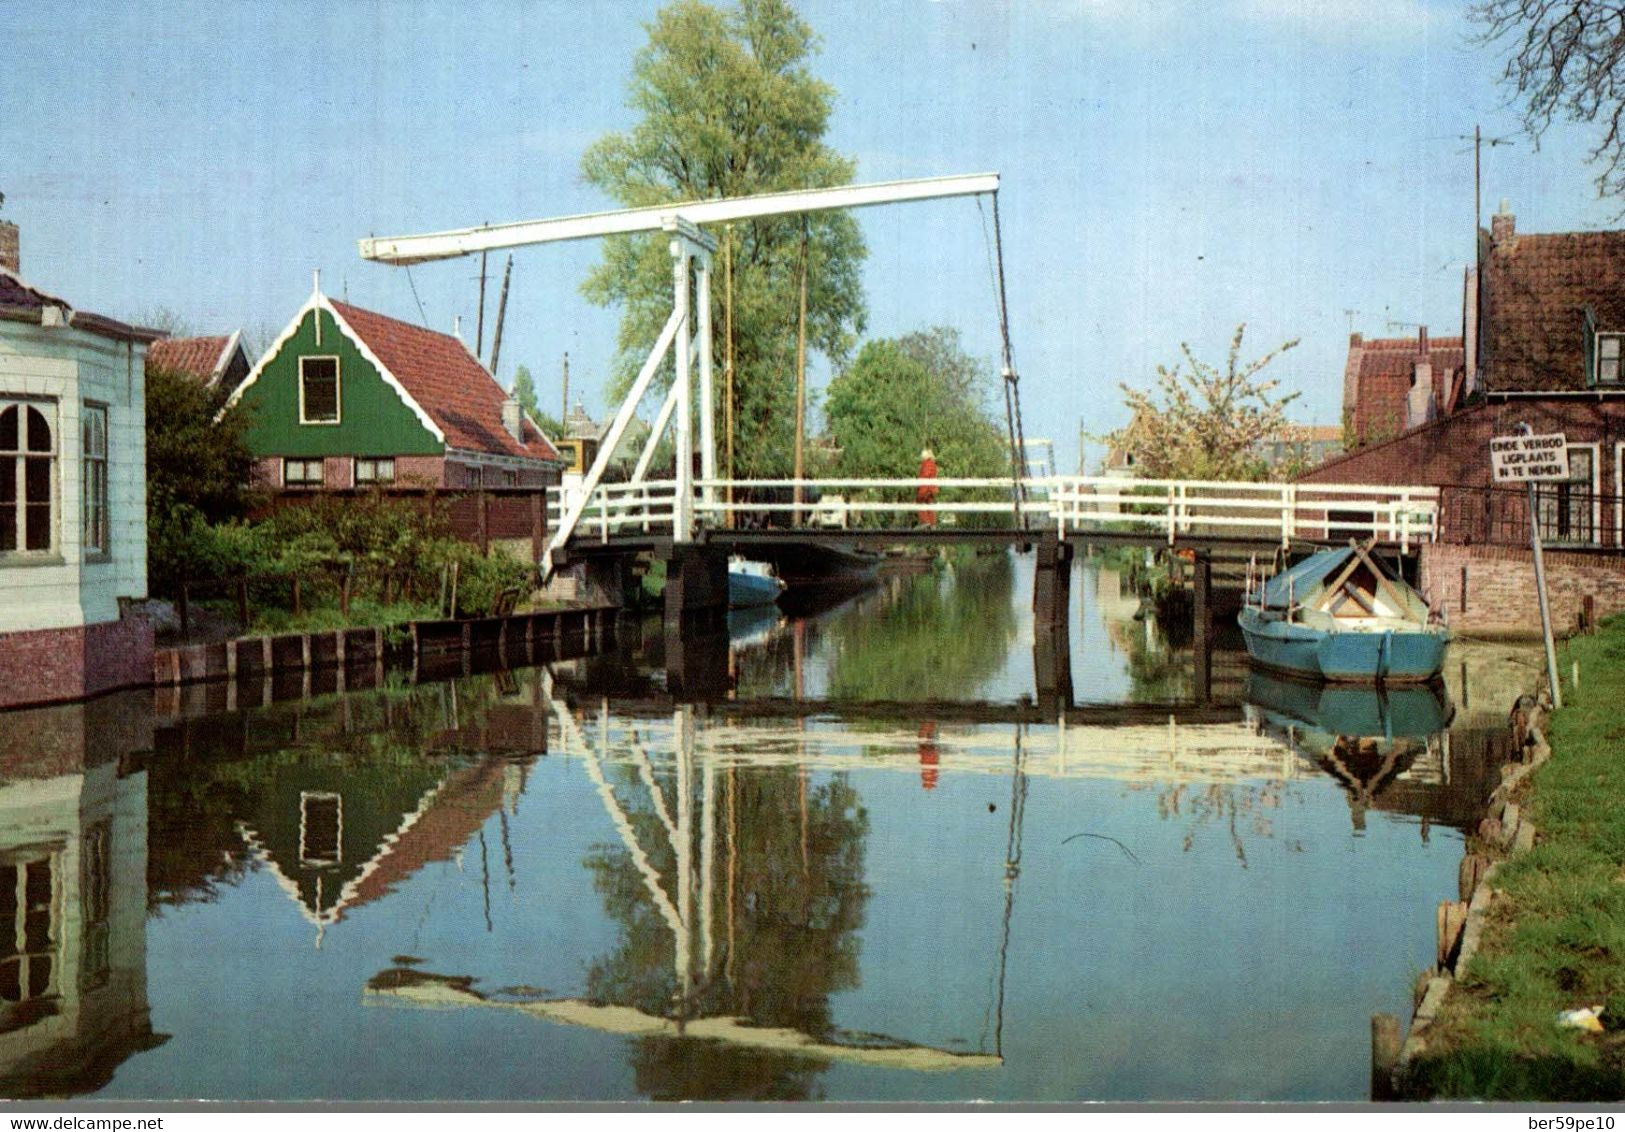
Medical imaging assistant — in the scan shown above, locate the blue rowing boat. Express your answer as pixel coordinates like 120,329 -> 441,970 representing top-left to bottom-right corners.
1238,543 -> 1449,683
727,557 -> 786,608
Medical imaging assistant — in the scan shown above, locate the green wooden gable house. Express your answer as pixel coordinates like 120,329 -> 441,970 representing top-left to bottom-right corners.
225,283 -> 561,491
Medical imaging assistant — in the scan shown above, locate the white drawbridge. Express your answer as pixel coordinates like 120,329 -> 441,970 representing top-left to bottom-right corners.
359,173 -> 1004,576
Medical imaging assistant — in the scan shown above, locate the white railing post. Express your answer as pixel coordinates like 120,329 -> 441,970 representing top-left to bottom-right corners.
1166,483 -> 1176,545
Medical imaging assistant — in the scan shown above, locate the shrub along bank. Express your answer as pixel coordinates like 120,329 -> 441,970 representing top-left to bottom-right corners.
1402,618 -> 1625,1100
152,493 -> 533,628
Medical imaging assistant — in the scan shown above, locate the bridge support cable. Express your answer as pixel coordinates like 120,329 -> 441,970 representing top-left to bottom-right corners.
982,194 -> 1029,527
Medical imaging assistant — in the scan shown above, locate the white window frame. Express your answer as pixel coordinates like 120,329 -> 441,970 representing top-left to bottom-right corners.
1615,442 -> 1625,548
353,457 -> 395,486
283,458 -> 325,489
1537,441 -> 1601,545
81,403 -> 109,558
298,356 -> 342,425
0,398 -> 58,559
1598,333 -> 1625,386
299,791 -> 343,867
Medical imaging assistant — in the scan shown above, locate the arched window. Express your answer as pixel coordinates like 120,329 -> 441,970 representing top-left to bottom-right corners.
0,402 -> 55,555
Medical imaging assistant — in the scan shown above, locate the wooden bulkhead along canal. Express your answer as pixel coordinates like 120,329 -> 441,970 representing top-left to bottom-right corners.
0,550 -> 1535,1101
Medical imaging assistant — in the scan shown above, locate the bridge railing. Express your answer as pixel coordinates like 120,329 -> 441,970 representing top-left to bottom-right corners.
548,476 -> 1440,550
549,480 -> 679,542
1052,478 -> 1439,549
697,477 -> 1026,529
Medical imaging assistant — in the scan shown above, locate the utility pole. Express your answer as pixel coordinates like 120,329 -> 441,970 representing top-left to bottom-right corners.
1519,422 -> 1564,708
488,254 -> 512,377
561,352 -> 570,421
1462,126 -> 1514,271
476,248 -> 488,357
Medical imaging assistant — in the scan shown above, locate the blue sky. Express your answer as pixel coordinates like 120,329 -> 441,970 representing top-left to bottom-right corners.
3,0 -> 1619,472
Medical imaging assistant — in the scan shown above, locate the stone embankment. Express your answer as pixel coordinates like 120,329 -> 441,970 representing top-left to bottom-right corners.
1371,689 -> 1553,1099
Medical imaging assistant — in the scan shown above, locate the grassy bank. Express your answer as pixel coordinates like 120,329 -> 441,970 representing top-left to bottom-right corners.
1403,619 -> 1625,1100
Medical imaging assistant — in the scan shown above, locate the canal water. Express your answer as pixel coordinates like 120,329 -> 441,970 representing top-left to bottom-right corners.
0,552 -> 1536,1102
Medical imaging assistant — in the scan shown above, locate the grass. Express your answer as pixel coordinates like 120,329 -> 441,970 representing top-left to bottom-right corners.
248,598 -> 438,637
1402,617 -> 1625,1100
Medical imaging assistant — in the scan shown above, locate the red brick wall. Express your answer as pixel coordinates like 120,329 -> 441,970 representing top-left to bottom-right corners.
252,454 -> 449,488
1302,398 -> 1625,546
0,614 -> 154,711
1420,542 -> 1625,637
395,455 -> 447,486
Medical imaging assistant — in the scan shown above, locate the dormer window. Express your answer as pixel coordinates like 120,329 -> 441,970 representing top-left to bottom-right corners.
1598,334 -> 1625,385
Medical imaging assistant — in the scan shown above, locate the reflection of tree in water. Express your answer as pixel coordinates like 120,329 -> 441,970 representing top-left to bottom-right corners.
1156,782 -> 1287,867
819,554 -> 1017,702
583,767 -> 869,1101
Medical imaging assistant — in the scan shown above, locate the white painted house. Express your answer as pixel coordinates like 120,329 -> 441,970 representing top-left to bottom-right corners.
0,222 -> 160,709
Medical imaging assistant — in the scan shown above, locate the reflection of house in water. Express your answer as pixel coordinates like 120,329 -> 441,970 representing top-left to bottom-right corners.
0,692 -> 162,1097
222,677 -> 548,939
150,673 -> 553,923
236,750 -> 534,940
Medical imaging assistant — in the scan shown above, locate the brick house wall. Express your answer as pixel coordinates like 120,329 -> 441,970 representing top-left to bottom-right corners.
1421,542 -> 1625,637
0,616 -> 155,711
253,453 -> 556,491
1303,397 -> 1625,547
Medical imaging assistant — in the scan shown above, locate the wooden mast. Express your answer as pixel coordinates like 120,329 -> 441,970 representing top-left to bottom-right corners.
488,254 -> 513,376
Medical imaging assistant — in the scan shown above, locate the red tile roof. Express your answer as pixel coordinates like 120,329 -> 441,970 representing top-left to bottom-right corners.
340,758 -> 510,919
147,335 -> 232,382
330,300 -> 558,462
1482,225 -> 1625,391
1346,333 -> 1464,445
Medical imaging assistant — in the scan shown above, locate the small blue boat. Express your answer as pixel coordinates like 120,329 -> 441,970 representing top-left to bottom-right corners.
1238,543 -> 1449,683
727,557 -> 786,608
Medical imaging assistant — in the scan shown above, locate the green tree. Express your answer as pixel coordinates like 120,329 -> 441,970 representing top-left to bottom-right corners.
145,363 -> 258,594
1106,324 -> 1301,481
823,327 -> 1009,481
510,364 -> 564,438
581,0 -> 867,478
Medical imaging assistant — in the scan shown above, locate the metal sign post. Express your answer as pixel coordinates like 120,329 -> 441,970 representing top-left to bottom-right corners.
1494,426 -> 1565,708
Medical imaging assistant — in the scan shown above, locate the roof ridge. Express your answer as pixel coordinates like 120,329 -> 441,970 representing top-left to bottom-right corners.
330,297 -> 467,349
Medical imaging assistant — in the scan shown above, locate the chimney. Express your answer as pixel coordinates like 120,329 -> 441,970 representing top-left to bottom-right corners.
1417,325 -> 1429,355
1491,199 -> 1515,246
0,220 -> 17,275
501,397 -> 523,442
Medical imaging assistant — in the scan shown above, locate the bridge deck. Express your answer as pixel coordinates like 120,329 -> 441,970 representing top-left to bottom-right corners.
547,475 -> 1441,570
557,527 -> 1396,561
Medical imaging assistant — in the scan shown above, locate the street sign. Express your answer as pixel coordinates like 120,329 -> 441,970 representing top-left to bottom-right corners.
1490,432 -> 1569,482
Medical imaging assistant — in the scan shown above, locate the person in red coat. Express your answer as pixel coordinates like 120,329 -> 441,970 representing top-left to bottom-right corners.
916,446 -> 938,527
